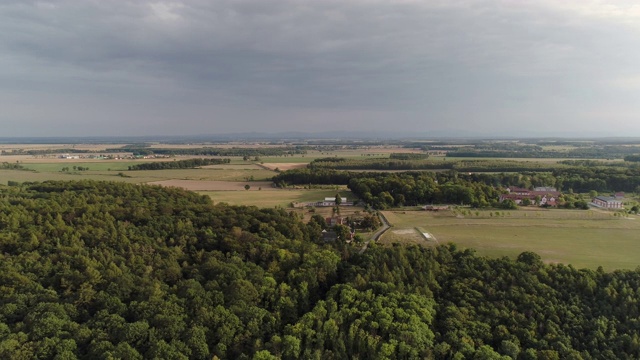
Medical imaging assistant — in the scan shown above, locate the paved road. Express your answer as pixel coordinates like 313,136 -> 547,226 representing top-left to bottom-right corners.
359,212 -> 390,254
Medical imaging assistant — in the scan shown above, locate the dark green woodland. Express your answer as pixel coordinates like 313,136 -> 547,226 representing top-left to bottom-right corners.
1,181 -> 640,359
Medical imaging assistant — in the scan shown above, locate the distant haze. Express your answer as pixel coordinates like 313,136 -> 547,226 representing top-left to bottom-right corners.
2,1 -> 640,137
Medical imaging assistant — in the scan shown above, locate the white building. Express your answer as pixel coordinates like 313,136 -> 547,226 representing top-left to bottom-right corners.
592,196 -> 623,209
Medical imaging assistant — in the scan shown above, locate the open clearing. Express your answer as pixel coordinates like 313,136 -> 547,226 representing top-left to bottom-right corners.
260,163 -> 307,171
380,208 -> 640,270
198,189 -> 355,208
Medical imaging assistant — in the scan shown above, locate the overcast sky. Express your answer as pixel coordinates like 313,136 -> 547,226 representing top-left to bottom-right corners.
2,0 -> 640,137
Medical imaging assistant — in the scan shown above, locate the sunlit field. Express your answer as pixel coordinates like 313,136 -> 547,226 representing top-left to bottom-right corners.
380,208 -> 640,270
198,189 -> 354,208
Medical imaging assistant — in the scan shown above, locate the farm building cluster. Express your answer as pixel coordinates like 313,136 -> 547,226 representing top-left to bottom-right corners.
304,197 -> 353,207
498,186 -> 627,210
499,187 -> 561,206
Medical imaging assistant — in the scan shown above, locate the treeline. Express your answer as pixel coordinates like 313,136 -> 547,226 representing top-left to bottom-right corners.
0,148 -> 90,155
107,146 -> 309,157
0,162 -> 27,170
2,181 -> 640,358
272,168 -> 365,187
624,154 -> 640,162
274,169 -> 501,208
309,158 -> 444,171
446,145 -> 640,159
276,164 -> 640,200
308,157 -> 563,172
0,145 -> 309,157
128,158 -> 231,170
389,153 -> 429,160
458,167 -> 640,194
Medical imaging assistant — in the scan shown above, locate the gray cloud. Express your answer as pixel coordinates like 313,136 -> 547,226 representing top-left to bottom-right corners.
2,0 -> 640,137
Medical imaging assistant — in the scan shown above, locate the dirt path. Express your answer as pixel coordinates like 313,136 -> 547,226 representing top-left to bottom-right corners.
360,212 -> 390,254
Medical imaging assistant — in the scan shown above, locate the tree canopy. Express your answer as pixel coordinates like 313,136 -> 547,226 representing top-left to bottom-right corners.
1,181 -> 640,359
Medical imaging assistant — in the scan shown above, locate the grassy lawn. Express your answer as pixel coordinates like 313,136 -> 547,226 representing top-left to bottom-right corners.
380,208 -> 640,270
199,189 -> 354,208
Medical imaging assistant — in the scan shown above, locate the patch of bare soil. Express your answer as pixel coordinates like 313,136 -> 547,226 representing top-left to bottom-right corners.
392,229 -> 418,235
147,180 -> 276,191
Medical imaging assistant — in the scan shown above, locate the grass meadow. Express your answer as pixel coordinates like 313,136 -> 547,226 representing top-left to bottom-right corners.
380,208 -> 640,270
198,189 -> 354,208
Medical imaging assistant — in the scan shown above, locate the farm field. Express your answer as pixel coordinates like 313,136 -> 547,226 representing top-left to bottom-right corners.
126,168 -> 275,182
0,169 -> 152,183
0,165 -> 276,183
380,208 -> 640,270
257,147 -> 419,163
429,156 -> 627,164
0,143 -> 128,151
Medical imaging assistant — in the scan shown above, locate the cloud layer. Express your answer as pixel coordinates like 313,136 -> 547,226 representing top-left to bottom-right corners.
2,1 -> 640,137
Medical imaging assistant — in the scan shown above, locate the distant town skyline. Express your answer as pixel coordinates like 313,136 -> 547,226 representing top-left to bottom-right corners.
2,1 -> 640,137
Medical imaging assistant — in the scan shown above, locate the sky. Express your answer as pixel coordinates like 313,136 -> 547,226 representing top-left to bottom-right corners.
2,0 -> 640,138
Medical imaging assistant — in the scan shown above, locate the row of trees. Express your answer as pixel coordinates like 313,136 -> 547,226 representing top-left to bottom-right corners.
2,181 -> 640,358
0,148 -> 90,155
127,158 -> 231,171
112,146 -> 310,157
307,158 -> 564,172
446,145 -> 640,159
61,166 -> 89,172
0,162 -> 26,170
275,165 -> 640,201
388,153 -> 429,160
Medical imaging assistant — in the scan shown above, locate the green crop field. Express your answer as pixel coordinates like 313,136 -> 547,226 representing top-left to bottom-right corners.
258,148 -> 405,163
0,165 -> 276,184
380,208 -> 640,270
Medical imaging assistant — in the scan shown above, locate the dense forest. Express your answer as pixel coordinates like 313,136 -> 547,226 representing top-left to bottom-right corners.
1,181 -> 640,358
275,162 -> 640,204
127,158 -> 231,171
347,172 -> 501,208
